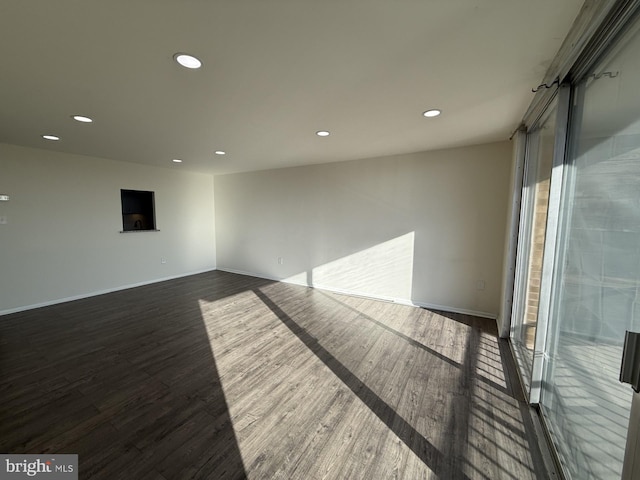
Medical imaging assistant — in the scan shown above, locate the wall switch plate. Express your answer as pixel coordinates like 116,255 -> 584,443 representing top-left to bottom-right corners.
477,280 -> 486,291
0,195 -> 9,201
0,216 -> 7,224
278,257 -> 284,265
161,257 -> 167,264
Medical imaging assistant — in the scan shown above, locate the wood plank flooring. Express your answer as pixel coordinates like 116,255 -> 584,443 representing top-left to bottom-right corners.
0,271 -> 548,479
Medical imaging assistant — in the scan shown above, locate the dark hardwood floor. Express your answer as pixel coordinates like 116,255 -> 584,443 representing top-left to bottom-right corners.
0,271 -> 547,479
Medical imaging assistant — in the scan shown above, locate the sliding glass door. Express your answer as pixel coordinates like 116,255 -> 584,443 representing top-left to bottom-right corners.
538,18 -> 640,480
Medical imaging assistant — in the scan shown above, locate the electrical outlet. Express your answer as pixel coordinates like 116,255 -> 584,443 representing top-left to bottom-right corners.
477,280 -> 486,291
161,257 -> 167,264
0,195 -> 9,201
0,216 -> 7,224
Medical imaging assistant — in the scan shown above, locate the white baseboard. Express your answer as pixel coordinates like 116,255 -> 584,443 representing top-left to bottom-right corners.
0,268 -> 218,316
218,267 -> 283,284
408,300 -> 497,320
218,267 -> 497,320
4,267 -> 498,321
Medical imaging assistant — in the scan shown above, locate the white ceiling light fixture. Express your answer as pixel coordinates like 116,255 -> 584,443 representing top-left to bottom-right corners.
316,130 -> 330,137
214,150 -> 226,155
174,53 -> 202,69
172,159 -> 183,163
42,134 -> 60,141
422,109 -> 442,118
72,115 -> 93,123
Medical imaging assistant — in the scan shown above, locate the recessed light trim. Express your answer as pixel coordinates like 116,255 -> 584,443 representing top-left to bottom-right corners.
316,130 -> 330,137
42,134 -> 60,141
214,151 -> 226,155
172,159 -> 183,163
72,115 -> 93,123
423,109 -> 442,118
174,53 -> 202,69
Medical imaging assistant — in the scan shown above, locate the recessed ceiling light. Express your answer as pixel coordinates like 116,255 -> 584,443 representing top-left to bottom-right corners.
42,134 -> 60,141
72,115 -> 93,123
174,53 -> 202,69
423,109 -> 441,118
214,151 -> 226,155
316,131 -> 330,137
172,159 -> 183,163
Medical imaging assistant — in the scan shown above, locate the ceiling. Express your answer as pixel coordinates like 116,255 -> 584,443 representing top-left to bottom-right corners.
0,0 -> 584,175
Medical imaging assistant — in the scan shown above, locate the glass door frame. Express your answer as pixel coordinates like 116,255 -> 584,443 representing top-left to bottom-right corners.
510,114 -> 544,392
528,84 -> 573,404
510,84 -> 572,402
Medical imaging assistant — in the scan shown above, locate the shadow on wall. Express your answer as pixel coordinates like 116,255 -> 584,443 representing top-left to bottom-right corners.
287,232 -> 415,301
280,229 -> 495,317
215,145 -> 510,318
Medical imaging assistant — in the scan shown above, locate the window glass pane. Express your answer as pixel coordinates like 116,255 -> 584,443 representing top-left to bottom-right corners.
511,100 -> 557,388
540,17 -> 640,480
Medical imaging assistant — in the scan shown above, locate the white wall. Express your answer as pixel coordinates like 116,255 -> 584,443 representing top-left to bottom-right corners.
215,141 -> 511,317
0,143 -> 216,313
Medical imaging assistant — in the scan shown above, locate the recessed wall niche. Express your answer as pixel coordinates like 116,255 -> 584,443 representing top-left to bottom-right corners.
120,189 -> 157,232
